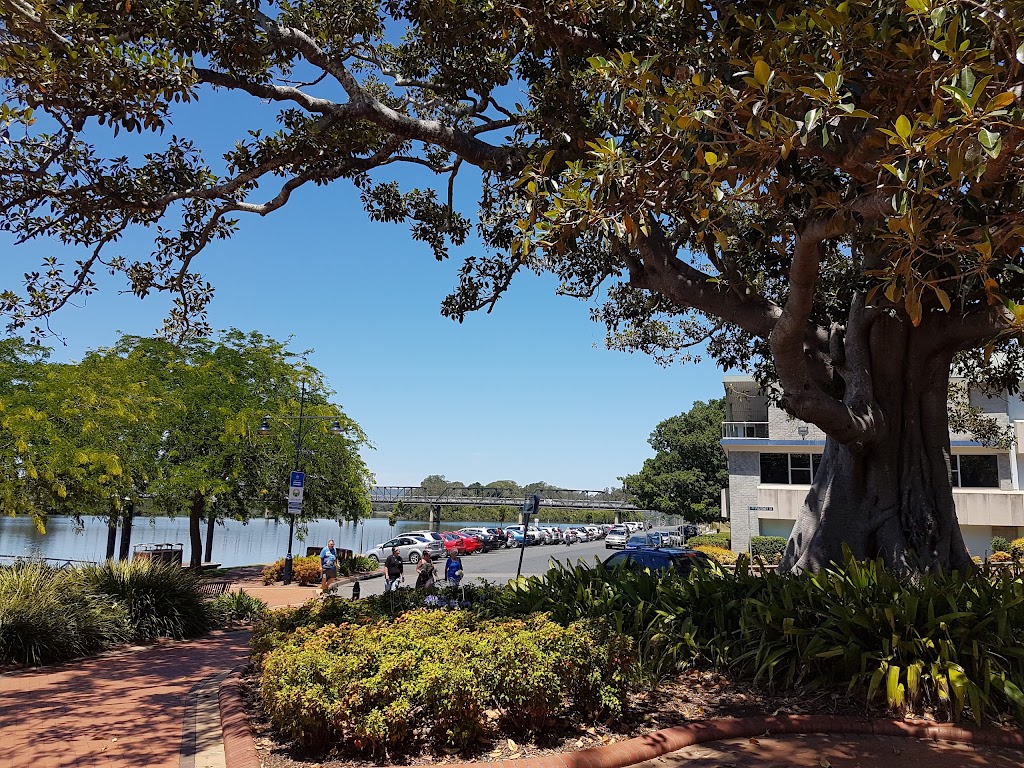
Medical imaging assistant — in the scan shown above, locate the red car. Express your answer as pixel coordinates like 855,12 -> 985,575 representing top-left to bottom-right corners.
441,532 -> 467,555
446,531 -> 483,555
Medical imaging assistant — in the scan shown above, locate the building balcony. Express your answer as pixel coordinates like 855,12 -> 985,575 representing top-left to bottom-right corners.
722,421 -> 769,439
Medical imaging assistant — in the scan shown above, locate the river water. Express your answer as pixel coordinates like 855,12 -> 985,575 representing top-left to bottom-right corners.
0,515 -> 505,567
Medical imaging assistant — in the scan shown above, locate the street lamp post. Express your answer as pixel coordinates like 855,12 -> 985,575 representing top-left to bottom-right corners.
258,380 -> 345,585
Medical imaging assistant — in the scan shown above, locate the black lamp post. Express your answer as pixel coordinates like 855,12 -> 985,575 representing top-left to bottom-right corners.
258,380 -> 345,585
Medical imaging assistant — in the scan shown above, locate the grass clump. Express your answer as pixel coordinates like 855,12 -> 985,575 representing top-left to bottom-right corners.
0,562 -> 131,666
82,558 -> 214,641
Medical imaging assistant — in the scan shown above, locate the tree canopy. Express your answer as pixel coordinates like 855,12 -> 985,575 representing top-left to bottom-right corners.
621,399 -> 728,524
3,0 -> 1024,570
0,330 -> 373,564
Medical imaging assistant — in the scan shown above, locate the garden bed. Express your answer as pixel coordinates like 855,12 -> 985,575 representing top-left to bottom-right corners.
240,666 -> 886,768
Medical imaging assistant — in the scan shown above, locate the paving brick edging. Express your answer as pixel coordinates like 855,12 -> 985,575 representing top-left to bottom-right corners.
217,680 -> 1024,768
220,670 -> 260,768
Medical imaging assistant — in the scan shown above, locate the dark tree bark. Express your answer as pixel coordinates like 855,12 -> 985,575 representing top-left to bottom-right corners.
105,512 -> 118,560
204,505 -> 215,564
117,502 -> 135,561
188,496 -> 204,569
780,313 -> 974,574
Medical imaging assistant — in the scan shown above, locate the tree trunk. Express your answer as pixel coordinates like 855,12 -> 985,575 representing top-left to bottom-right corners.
188,496 -> 204,569
204,505 -> 215,564
105,512 -> 118,560
118,502 -> 135,561
780,316 -> 974,574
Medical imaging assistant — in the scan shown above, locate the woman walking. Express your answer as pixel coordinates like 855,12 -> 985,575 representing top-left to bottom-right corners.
415,551 -> 436,590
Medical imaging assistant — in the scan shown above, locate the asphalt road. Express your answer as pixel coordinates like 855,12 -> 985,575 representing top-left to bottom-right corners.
352,539 -> 613,597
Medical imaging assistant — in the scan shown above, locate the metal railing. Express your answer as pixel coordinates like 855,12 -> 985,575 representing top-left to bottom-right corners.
721,421 -> 769,439
0,555 -> 98,569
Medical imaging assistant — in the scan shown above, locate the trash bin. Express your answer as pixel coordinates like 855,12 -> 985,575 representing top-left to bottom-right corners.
132,543 -> 184,566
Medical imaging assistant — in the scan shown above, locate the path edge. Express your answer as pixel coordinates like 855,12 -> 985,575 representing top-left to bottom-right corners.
220,669 -> 260,768
217,682 -> 1024,768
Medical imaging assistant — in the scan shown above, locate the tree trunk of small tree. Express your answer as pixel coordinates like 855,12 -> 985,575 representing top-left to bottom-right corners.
105,511 -> 118,560
780,314 -> 975,574
204,505 -> 216,564
188,496 -> 204,569
118,502 -> 134,561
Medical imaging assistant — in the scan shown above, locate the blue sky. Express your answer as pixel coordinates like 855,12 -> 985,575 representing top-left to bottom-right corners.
0,85 -> 727,491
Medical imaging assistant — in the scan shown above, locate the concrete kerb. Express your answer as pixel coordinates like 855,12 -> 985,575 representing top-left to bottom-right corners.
216,679 -> 1024,768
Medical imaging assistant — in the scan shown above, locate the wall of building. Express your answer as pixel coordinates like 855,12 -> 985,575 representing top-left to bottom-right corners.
726,451 -> 761,554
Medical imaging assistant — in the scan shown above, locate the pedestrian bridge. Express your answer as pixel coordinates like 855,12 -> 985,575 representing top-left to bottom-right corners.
370,486 -> 646,512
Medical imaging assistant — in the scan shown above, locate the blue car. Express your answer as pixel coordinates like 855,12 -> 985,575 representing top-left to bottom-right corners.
603,546 -> 711,577
625,532 -> 664,549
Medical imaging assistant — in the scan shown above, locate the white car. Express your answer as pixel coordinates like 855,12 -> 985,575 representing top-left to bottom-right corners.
363,535 -> 443,564
605,526 -> 630,549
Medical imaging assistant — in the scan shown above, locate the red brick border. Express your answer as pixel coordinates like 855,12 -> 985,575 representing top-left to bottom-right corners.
218,682 -> 1024,768
220,670 -> 261,768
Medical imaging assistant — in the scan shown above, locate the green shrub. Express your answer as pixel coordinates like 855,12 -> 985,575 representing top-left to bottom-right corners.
491,549 -> 1024,726
992,536 -> 1011,554
750,536 -> 787,564
0,562 -> 131,666
259,610 -> 631,755
1011,538 -> 1024,561
686,532 -> 730,549
81,559 -> 214,641
210,589 -> 268,625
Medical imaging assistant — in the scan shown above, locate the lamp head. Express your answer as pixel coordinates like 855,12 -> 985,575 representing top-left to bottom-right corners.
257,416 -> 272,436
329,419 -> 344,435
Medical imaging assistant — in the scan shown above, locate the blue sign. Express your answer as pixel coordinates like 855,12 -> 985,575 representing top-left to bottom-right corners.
287,500 -> 303,512
290,471 -> 305,488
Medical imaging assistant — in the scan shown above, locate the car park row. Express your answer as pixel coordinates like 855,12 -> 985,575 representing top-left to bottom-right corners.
362,522 -> 634,563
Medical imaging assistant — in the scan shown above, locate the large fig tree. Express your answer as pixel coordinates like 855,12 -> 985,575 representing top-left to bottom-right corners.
2,0 -> 1023,572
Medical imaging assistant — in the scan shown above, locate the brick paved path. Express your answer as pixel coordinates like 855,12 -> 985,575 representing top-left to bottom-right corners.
0,630 -> 251,768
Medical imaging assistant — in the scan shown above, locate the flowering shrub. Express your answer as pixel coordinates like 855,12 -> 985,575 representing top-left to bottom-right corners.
1011,538 -> 1024,561
259,610 -> 633,755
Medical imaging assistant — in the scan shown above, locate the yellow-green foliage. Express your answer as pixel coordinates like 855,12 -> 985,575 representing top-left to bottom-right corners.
261,555 -> 376,585
259,610 -> 632,755
1011,538 -> 1024,561
990,550 -> 1013,563
693,545 -> 739,566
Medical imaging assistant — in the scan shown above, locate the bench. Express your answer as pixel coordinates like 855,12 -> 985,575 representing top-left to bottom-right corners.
198,580 -> 230,598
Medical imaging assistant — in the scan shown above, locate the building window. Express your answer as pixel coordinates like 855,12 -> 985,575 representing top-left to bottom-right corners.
951,455 -> 999,488
760,453 -> 821,484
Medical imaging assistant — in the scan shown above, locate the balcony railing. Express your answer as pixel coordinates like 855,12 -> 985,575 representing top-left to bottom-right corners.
722,421 -> 769,439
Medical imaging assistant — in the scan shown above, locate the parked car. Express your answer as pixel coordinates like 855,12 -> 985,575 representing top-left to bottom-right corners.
604,526 -> 630,549
625,532 -> 664,549
563,527 -> 587,544
440,532 -> 467,555
448,531 -> 483,554
602,547 -> 712,577
458,528 -> 498,552
504,524 -> 541,545
364,535 -> 443,564
407,530 -> 447,549
484,527 -> 509,547
504,528 -> 526,547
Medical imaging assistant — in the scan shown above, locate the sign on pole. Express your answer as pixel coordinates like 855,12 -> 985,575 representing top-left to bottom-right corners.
290,471 -> 305,488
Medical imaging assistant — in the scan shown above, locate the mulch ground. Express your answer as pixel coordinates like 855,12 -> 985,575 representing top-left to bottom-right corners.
241,666 -> 896,768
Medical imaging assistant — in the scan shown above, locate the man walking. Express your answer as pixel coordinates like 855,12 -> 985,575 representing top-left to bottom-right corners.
383,546 -> 404,592
320,539 -> 339,594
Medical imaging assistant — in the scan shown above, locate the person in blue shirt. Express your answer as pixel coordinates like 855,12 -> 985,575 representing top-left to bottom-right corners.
319,539 -> 339,594
445,551 -> 464,586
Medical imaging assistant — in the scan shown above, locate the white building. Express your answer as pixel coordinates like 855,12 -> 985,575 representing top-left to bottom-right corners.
720,375 -> 1024,558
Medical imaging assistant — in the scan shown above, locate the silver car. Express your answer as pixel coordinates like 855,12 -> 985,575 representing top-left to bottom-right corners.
605,526 -> 630,549
364,535 -> 443,564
